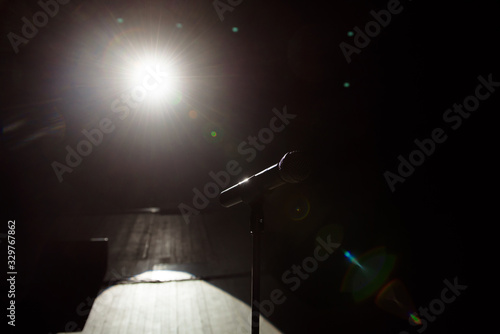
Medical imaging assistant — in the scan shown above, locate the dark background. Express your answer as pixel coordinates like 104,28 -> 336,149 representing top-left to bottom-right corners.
1,0 -> 496,333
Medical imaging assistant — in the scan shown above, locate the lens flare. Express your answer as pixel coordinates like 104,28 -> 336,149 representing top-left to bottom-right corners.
410,312 -> 422,325
203,123 -> 224,143
375,279 -> 418,323
2,106 -> 66,150
286,195 -> 310,221
340,246 -> 396,302
188,110 -> 198,119
343,250 -> 364,270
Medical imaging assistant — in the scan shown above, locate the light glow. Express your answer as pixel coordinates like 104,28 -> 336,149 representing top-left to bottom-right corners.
129,59 -> 180,95
73,270 -> 281,334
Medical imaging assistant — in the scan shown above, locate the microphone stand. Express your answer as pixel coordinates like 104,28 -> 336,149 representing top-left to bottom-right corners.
250,199 -> 264,334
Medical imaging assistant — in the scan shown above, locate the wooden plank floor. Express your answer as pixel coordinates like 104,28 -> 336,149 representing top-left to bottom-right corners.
51,211 -> 280,333
61,275 -> 280,334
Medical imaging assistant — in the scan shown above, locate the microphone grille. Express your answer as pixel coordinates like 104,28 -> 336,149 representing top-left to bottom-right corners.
278,151 -> 310,183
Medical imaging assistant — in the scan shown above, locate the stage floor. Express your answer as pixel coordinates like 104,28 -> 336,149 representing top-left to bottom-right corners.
50,210 -> 283,334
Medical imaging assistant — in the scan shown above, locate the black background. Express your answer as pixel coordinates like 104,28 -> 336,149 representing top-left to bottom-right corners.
1,0 -> 496,333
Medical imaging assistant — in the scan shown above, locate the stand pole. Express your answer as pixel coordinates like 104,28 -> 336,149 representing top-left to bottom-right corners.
250,201 -> 264,334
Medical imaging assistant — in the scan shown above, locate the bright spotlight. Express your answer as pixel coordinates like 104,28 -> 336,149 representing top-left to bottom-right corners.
129,59 -> 177,90
126,58 -> 182,110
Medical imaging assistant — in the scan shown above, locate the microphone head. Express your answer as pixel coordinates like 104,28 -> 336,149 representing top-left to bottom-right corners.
278,151 -> 311,183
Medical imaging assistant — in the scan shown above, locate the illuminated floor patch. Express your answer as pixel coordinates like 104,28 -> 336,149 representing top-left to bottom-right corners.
59,270 -> 281,334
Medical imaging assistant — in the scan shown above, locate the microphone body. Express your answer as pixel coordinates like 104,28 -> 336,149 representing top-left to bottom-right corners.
219,151 -> 310,208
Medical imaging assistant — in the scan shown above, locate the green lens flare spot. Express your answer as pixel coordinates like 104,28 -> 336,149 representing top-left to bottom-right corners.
232,27 -> 239,33
171,93 -> 182,105
343,82 -> 350,88
410,313 -> 422,325
117,18 -> 124,24
347,31 -> 354,37
286,196 -> 311,221
203,123 -> 224,143
165,90 -> 182,105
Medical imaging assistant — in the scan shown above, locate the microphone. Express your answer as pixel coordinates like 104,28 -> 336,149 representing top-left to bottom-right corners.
219,151 -> 310,208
